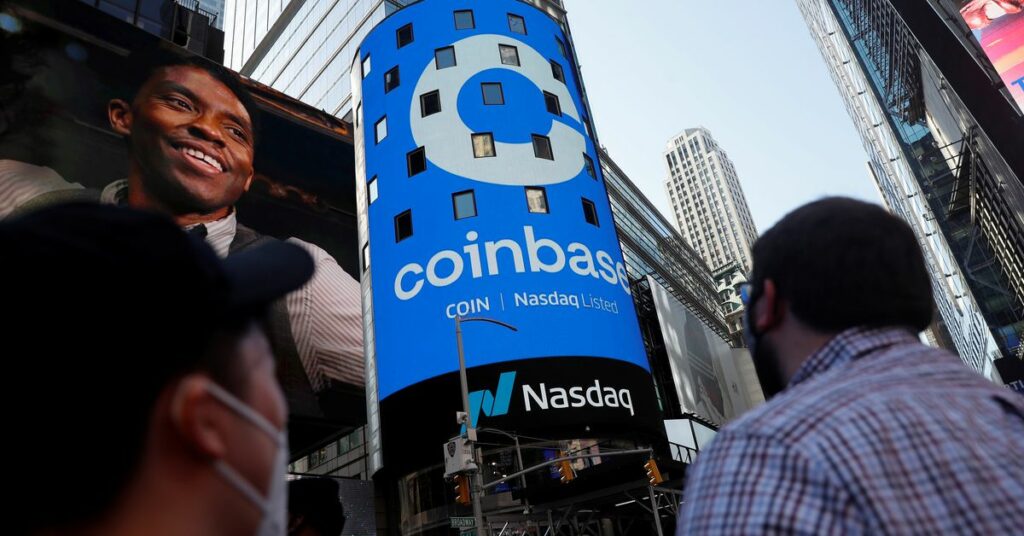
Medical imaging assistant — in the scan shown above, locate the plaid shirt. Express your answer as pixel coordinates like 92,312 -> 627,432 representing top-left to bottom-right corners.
676,327 -> 1024,535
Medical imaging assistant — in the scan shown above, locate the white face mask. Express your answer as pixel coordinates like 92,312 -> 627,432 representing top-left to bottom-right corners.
206,382 -> 289,536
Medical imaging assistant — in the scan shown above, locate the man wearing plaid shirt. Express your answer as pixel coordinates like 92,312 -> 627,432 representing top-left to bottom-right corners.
676,198 -> 1024,535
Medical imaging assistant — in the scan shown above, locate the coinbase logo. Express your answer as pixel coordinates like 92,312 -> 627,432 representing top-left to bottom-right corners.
409,34 -> 586,186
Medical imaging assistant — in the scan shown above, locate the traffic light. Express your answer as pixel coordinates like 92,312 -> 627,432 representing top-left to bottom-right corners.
644,458 -> 664,486
558,452 -> 575,483
453,474 -> 471,505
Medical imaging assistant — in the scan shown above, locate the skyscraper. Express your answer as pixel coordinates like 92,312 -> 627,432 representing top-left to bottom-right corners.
797,0 -> 1023,373
221,0 -> 411,118
663,127 -> 759,273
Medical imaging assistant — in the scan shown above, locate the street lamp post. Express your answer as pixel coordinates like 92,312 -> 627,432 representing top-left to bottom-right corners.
455,315 -> 517,536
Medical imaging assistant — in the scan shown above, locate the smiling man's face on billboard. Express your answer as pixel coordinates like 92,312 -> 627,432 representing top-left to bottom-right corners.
108,65 -> 256,218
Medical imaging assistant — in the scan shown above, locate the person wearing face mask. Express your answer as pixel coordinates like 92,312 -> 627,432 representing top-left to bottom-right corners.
4,203 -> 314,536
676,198 -> 1024,535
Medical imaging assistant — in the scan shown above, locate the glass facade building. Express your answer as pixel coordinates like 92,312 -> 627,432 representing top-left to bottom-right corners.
223,0 -> 410,117
797,0 -> 1024,375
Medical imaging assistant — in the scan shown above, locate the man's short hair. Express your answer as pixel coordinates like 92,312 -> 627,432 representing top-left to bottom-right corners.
750,197 -> 933,333
289,477 -> 347,536
121,49 -> 260,143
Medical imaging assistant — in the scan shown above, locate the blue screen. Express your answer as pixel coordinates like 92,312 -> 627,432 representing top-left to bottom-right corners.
357,0 -> 649,400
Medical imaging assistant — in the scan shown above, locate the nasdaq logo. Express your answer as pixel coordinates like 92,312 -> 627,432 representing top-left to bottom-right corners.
464,371 -> 517,432
463,371 -> 637,434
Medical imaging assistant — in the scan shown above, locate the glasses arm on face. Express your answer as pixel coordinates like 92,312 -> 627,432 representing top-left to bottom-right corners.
739,283 -> 753,306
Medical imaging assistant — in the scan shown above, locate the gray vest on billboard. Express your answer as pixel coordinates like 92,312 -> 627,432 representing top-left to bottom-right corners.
9,187 -> 102,218
229,223 -> 324,418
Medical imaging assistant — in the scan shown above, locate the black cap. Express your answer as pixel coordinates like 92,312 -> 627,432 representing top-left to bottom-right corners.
1,202 -> 314,367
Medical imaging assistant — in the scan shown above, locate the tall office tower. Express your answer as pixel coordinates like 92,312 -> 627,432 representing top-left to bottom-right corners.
663,128 -> 758,273
797,0 -> 1024,376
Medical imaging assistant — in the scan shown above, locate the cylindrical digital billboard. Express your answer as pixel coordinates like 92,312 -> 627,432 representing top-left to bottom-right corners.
352,0 -> 660,474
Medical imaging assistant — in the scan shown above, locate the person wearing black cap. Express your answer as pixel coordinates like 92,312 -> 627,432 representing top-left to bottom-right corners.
4,203 -> 314,536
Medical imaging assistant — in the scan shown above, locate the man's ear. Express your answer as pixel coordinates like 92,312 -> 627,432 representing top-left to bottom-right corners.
170,375 -> 230,460
108,99 -> 133,136
243,169 -> 255,192
755,278 -> 784,333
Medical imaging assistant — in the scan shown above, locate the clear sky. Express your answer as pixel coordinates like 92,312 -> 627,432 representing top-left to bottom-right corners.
561,0 -> 882,233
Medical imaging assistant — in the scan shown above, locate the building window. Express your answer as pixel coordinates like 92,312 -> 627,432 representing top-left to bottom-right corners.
361,55 -> 371,78
481,82 -> 504,105
374,116 -> 387,143
472,132 -> 495,158
550,60 -> 564,83
435,46 -> 456,69
394,210 -> 413,242
452,190 -> 477,220
532,134 -> 553,160
384,66 -> 400,93
499,44 -> 520,66
420,90 -> 441,117
454,9 -> 474,29
583,154 -> 596,178
508,13 -> 526,34
555,36 -> 567,57
585,199 -> 598,227
526,187 -> 548,214
543,91 -> 561,115
361,243 -> 370,271
367,176 -> 378,204
396,23 -> 413,48
407,146 -> 426,176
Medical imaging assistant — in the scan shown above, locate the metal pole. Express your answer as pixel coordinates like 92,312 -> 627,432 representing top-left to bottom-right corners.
456,316 -> 473,441
456,316 -> 519,536
514,434 -> 530,513
472,450 -> 487,536
455,316 -> 485,534
648,485 -> 665,536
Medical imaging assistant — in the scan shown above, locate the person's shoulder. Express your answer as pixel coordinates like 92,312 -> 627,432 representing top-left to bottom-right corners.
741,342 -> 1011,450
729,341 -> 1008,449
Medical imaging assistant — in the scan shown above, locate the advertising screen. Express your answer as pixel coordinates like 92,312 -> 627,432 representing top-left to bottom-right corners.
648,275 -> 755,425
351,0 -> 660,472
0,2 -> 365,450
959,0 -> 1024,110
